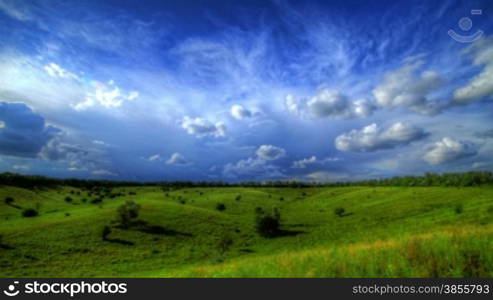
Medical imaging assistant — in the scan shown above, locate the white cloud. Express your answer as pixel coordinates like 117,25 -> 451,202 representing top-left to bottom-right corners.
92,169 -> 116,176
423,137 -> 477,165
223,157 -> 284,179
0,121 -> 5,128
256,145 -> 286,160
286,89 -> 375,119
453,37 -> 493,104
166,152 -> 190,166
230,104 -> 252,120
147,154 -> 163,162
335,122 -> 427,152
12,164 -> 30,171
292,156 -> 317,168
372,59 -> 444,115
74,80 -> 139,111
43,63 -> 79,81
181,116 -> 226,138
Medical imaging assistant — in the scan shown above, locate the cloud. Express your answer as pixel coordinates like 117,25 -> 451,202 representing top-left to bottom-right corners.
453,37 -> 493,104
181,116 -> 226,138
165,152 -> 190,166
291,156 -> 340,169
92,169 -> 116,176
43,63 -> 80,80
255,145 -> 286,160
147,154 -> 163,162
476,129 -> 493,139
423,137 -> 477,165
230,104 -> 252,120
223,157 -> 284,179
372,58 -> 444,115
286,89 -> 375,119
0,102 -> 60,157
335,122 -> 427,152
74,80 -> 139,111
292,156 -> 317,168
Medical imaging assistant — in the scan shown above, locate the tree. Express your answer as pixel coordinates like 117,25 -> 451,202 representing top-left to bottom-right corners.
116,201 -> 140,229
216,203 -> 226,211
255,207 -> 281,238
334,207 -> 345,217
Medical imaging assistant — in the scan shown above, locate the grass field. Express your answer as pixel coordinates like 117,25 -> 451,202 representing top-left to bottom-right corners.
1,184 -> 492,277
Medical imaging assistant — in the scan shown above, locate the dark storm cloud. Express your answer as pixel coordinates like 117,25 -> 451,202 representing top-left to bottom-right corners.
0,102 -> 60,157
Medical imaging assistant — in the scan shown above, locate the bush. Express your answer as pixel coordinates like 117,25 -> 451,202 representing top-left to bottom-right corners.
117,201 -> 140,229
216,203 -> 226,211
235,195 -> 241,201
22,208 -> 38,218
455,204 -> 464,214
102,225 -> 111,240
334,207 -> 345,217
4,197 -> 14,205
91,198 -> 102,204
64,196 -> 73,203
255,208 -> 281,238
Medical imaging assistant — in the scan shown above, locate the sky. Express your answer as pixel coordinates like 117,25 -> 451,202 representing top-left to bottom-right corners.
0,0 -> 493,182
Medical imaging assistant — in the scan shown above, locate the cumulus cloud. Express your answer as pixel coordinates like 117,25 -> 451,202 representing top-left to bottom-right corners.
423,137 -> 477,165
0,102 -> 60,157
291,156 -> 340,169
453,37 -> 493,104
223,157 -> 284,179
286,89 -> 375,119
255,145 -> 286,160
372,59 -> 444,115
230,104 -> 252,120
335,122 -> 427,152
292,156 -> 317,168
74,80 -> 139,111
181,116 -> 226,138
166,152 -> 190,166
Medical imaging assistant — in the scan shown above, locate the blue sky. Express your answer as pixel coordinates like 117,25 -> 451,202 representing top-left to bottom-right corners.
0,0 -> 493,182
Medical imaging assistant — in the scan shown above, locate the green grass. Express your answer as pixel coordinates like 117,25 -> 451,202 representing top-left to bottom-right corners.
0,185 -> 492,277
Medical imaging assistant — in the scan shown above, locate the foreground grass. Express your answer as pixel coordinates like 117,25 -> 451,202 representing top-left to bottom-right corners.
157,225 -> 493,277
0,185 -> 492,277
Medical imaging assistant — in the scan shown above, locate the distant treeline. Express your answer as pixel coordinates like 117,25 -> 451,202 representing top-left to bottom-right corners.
0,171 -> 492,189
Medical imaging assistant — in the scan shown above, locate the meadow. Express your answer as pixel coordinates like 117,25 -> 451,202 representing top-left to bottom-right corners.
0,174 -> 492,277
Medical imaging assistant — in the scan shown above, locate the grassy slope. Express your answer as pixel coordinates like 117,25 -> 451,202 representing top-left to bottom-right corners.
0,185 -> 492,277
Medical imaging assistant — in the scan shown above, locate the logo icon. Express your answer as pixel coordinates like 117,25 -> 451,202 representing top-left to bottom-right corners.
448,9 -> 484,43
3,281 -> 20,297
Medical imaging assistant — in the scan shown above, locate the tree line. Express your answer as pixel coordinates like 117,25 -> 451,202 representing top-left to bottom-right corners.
0,171 -> 492,189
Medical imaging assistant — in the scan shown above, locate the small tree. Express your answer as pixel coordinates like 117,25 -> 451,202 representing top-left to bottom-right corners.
255,208 -> 281,238
22,208 -> 38,218
102,225 -> 111,240
4,197 -> 14,205
64,196 -> 73,203
216,203 -> 226,211
334,207 -> 345,217
116,201 -> 140,229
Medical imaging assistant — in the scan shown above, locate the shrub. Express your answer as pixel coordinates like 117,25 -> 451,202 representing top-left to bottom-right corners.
91,198 -> 102,204
117,201 -> 140,229
255,208 -> 281,238
64,196 -> 73,203
216,203 -> 226,211
81,198 -> 87,203
334,207 -> 346,217
455,204 -> 464,214
279,197 -> 284,201
218,234 -> 234,254
254,207 -> 264,215
235,195 -> 241,201
22,208 -> 38,218
4,197 -> 14,205
102,225 -> 111,240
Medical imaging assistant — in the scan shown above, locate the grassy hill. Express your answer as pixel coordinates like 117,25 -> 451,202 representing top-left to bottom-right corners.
0,184 -> 492,277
